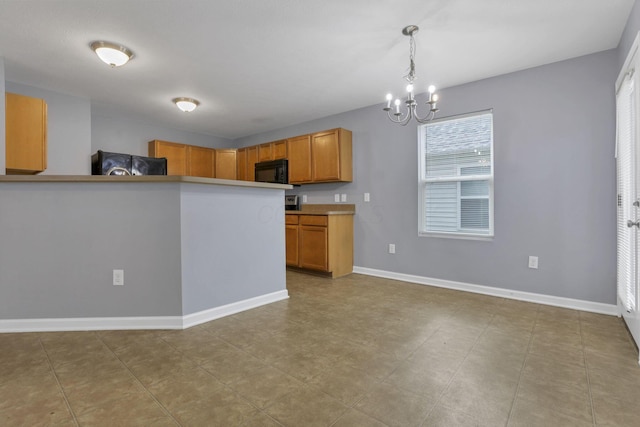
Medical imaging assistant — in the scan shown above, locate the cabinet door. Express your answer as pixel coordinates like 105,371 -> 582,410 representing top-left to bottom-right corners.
258,143 -> 273,162
236,148 -> 247,180
148,140 -> 187,176
247,146 -> 259,181
285,225 -> 299,266
288,134 -> 312,184
215,149 -> 237,179
187,146 -> 215,178
311,129 -> 341,182
5,92 -> 47,174
273,140 -> 287,159
299,225 -> 328,271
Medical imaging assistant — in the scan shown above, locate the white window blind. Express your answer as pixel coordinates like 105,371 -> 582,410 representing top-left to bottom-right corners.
419,111 -> 494,238
616,72 -> 637,312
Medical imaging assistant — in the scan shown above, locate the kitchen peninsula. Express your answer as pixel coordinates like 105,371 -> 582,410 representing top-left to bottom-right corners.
0,175 -> 291,332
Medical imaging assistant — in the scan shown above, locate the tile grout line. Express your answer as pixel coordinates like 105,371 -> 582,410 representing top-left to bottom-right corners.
504,307 -> 539,426
96,332 -> 183,427
156,331 -> 292,424
38,336 -> 80,427
417,307 -> 497,425
578,316 -> 598,427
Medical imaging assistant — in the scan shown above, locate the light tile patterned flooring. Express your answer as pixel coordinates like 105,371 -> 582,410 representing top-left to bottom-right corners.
1,271 -> 640,426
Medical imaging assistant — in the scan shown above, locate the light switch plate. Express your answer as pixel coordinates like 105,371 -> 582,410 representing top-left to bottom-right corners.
334,194 -> 340,202
113,269 -> 124,286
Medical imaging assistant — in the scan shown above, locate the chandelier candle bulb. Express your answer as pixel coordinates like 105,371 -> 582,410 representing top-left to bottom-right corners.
385,93 -> 392,110
394,99 -> 401,115
428,85 -> 436,102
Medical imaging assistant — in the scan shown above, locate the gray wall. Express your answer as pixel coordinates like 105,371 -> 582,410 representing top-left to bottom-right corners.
180,185 -> 286,314
0,182 -> 183,318
91,104 -> 233,157
0,181 -> 287,320
6,82 -> 92,175
235,50 -> 618,304
0,57 -> 5,175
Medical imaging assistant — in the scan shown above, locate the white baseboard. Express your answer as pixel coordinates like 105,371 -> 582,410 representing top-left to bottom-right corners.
0,290 -> 289,333
182,290 -> 289,329
353,266 -> 619,316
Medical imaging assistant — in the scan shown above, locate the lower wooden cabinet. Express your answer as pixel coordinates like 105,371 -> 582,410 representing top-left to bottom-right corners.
285,213 -> 353,278
285,221 -> 299,266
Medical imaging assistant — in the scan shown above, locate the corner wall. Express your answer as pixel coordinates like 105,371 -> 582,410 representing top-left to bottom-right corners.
235,50 -> 618,305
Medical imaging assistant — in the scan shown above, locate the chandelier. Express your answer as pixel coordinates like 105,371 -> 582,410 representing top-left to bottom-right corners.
383,25 -> 440,125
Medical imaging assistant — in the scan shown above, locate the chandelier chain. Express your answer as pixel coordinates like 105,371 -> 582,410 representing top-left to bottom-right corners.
404,35 -> 416,84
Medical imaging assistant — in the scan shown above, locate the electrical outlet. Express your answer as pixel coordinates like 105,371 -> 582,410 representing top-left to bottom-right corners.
302,194 -> 307,203
334,194 -> 340,202
113,269 -> 124,286
528,256 -> 539,269
341,194 -> 347,202
388,244 -> 396,254
364,193 -> 370,202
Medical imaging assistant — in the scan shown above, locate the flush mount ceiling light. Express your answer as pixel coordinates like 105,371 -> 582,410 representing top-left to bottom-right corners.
90,41 -> 134,67
383,25 -> 440,125
172,97 -> 200,113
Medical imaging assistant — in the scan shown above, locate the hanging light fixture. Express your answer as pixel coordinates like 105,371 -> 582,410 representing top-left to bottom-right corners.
383,25 -> 440,125
172,97 -> 200,112
90,41 -> 134,67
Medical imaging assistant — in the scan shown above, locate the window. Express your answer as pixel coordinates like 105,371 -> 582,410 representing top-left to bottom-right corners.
418,110 -> 494,238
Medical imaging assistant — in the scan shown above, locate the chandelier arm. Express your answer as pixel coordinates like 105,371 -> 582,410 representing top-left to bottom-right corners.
386,108 -> 412,124
414,109 -> 436,124
387,109 -> 411,123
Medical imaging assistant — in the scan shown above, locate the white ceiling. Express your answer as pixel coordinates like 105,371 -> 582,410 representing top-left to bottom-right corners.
0,0 -> 634,139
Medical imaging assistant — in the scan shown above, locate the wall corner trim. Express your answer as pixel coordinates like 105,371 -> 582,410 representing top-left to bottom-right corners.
0,290 -> 289,333
353,266 -> 619,316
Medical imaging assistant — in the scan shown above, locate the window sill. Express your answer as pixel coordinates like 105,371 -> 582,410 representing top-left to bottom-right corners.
418,231 -> 494,241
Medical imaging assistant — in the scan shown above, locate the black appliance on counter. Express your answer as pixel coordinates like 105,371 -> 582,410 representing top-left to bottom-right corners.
91,150 -> 167,176
285,195 -> 300,211
255,159 -> 288,184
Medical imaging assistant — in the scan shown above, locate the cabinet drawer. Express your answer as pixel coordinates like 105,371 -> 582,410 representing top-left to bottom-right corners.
285,215 -> 299,225
300,215 -> 328,226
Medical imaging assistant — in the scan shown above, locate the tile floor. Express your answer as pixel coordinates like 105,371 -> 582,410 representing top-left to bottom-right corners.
1,271 -> 640,426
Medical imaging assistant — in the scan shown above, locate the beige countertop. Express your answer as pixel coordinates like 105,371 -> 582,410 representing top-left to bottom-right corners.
285,204 -> 355,215
0,175 -> 292,190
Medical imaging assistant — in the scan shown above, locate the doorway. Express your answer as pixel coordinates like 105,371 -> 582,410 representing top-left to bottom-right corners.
616,33 -> 640,358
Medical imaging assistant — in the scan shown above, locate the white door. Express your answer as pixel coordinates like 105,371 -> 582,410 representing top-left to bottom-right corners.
617,35 -> 640,357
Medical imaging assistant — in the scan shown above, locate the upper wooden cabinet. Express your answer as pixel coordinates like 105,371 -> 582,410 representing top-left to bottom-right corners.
149,140 -> 188,176
288,129 -> 352,184
5,92 -> 47,174
215,149 -> 237,180
246,145 -> 259,181
257,139 -> 287,162
236,147 -> 248,180
258,143 -> 272,162
311,128 -> 352,183
187,145 -> 215,178
272,140 -> 287,159
288,135 -> 312,184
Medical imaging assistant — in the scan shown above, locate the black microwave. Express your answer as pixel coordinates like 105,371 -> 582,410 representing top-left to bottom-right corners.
255,159 -> 288,184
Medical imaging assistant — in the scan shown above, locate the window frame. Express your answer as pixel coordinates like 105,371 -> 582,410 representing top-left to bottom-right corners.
417,110 -> 495,240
